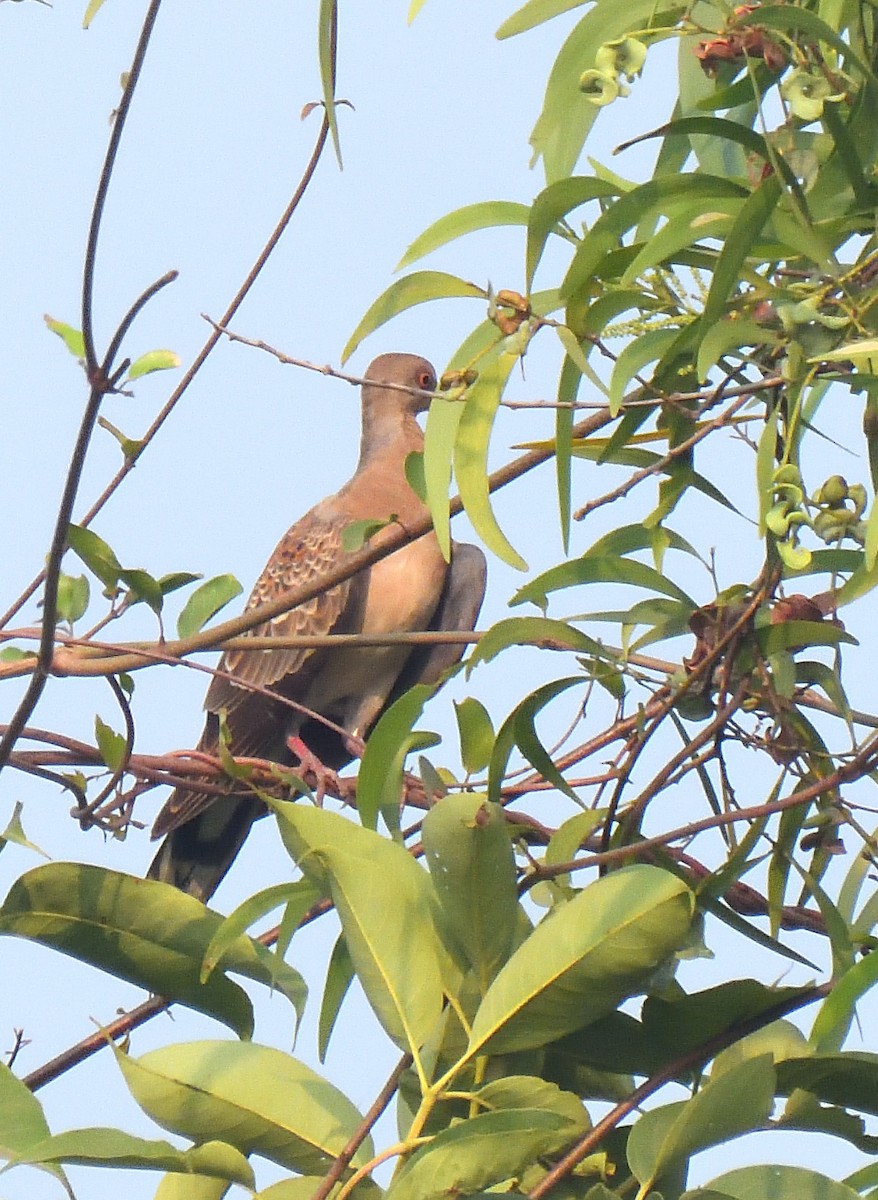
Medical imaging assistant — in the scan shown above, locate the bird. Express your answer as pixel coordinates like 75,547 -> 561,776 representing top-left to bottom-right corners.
147,352 -> 487,902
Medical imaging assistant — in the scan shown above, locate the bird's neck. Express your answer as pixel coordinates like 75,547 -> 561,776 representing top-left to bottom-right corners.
357,410 -> 424,470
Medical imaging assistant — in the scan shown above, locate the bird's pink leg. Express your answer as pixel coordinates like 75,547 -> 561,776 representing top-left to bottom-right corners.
286,735 -> 342,807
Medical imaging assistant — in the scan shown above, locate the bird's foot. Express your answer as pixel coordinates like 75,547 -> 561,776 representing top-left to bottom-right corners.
286,735 -> 340,807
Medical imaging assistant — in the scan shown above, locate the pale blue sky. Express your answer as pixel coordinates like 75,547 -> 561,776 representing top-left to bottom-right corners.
1,3 -> 875,1198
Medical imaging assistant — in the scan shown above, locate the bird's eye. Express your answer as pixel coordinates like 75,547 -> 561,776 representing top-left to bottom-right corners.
418,370 -> 435,390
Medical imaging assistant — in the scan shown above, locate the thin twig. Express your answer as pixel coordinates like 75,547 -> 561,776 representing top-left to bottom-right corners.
308,1053 -> 413,1200
527,982 -> 828,1199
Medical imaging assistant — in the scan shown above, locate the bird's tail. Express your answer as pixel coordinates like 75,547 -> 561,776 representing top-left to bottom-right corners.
147,794 -> 266,903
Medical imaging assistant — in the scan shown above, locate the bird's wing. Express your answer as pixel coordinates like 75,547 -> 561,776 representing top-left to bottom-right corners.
386,540 -> 487,699
205,510 -> 363,714
151,510 -> 364,841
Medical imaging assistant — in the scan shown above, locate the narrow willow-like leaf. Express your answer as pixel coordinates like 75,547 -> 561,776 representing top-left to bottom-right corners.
497,0 -> 588,39
609,328 -> 680,416
512,552 -> 695,610
343,272 -> 485,363
561,175 -> 746,302
397,201 -> 530,269
703,175 -> 782,327
455,351 -> 527,569
317,0 -> 341,164
526,176 -> 619,288
466,616 -> 603,673
488,676 -> 584,805
466,865 -> 693,1056
318,933 -> 354,1061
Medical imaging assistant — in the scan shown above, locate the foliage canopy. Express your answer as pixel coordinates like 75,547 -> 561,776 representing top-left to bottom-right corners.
6,1 -> 878,1198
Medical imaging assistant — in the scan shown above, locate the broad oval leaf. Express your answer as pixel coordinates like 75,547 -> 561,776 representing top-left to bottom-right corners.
422,793 -> 519,989
66,524 -> 122,588
266,802 -> 448,1052
692,1164 -> 862,1200
467,864 -> 694,1056
385,1108 -> 582,1200
627,1055 -> 776,1190
126,349 -> 181,380
0,865 -> 306,1036
117,1040 -> 372,1175
177,575 -> 243,639
9,1128 -> 252,1186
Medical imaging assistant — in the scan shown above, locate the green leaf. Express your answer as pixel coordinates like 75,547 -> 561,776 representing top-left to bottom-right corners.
562,175 -> 746,302
627,1055 -> 776,1190
528,2 -> 686,181
357,681 -> 438,832
318,933 -> 354,1061
9,1128 -> 253,1185
44,314 -> 85,358
94,715 -> 126,772
385,1109 -> 582,1200
453,696 -> 495,775
544,810 -> 605,890
466,865 -> 693,1056
777,1052 -> 878,1117
66,524 -> 122,588
397,201 -> 530,269
266,803 -> 448,1052
0,646 -> 36,664
756,620 -> 856,655
694,1164 -> 861,1200
98,416 -> 146,464
0,865 -> 306,1036
810,952 -> 878,1053
422,794 -> 519,990
176,575 -> 243,639
526,176 -> 619,288
126,349 -> 181,380
202,878 -> 321,981
455,351 -> 527,570
343,272 -> 485,363
0,1060 -> 69,1194
116,1040 -> 373,1175
512,553 -> 695,610
318,0 -> 341,165
55,572 -> 89,625
497,0 -> 587,38
1,801 -> 49,859
340,516 -> 390,553
466,616 -> 604,673
703,175 -> 782,327
488,676 -> 584,805
82,0 -> 108,27
118,567 -> 164,614
609,328 -> 680,416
